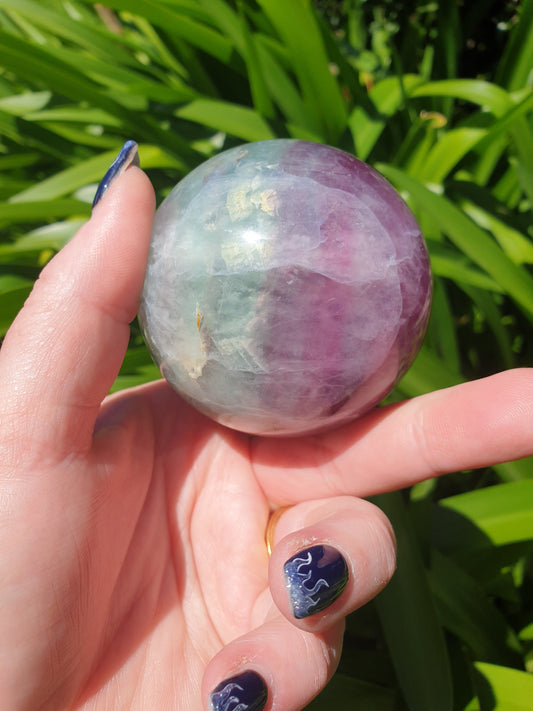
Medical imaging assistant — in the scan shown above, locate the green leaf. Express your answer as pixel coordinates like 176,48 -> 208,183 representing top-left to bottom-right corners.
376,164 -> 533,318
8,144 -> 184,203
416,127 -> 487,183
45,41 -> 196,105
373,492 -> 453,711
110,341 -> 161,392
0,274 -> 33,335
458,284 -> 515,370
0,274 -> 32,292
0,90 -> 51,115
257,0 -> 346,142
426,277 -> 461,373
460,200 -> 533,266
0,0 -> 139,66
0,29 -> 127,117
496,0 -> 533,92
397,344 -> 463,398
0,153 -> 41,171
110,364 -> 161,393
196,0 -> 244,50
77,0 -> 234,63
0,108 -> 84,163
494,457 -> 533,483
0,199 -> 89,224
255,35 -> 319,135
7,152 -> 124,203
0,29 -> 199,161
467,662 -> 533,710
349,75 -> 424,161
237,11 -> 276,119
0,220 -> 84,261
519,621 -> 533,642
429,550 -> 522,665
438,480 -> 533,549
24,106 -> 122,127
475,91 -> 533,157
305,674 -> 396,711
176,99 -> 275,142
512,155 -> 533,206
411,79 -> 513,117
429,249 -> 503,292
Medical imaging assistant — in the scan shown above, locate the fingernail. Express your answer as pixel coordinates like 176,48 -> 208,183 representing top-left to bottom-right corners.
209,670 -> 268,711
92,140 -> 139,209
283,544 -> 349,619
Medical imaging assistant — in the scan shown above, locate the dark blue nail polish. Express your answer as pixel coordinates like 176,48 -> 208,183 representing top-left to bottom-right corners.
92,140 -> 139,209
209,670 -> 268,711
283,544 -> 349,619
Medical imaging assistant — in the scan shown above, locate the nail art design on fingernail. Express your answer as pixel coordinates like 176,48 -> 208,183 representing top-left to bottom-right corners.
283,544 -> 349,619
209,670 -> 268,711
92,140 -> 139,209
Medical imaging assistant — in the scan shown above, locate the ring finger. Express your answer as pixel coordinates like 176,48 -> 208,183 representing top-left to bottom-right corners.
268,496 -> 397,632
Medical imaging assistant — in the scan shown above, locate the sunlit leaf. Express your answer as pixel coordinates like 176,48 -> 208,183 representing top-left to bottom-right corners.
377,164 -> 533,318
349,75 -> 424,161
257,0 -> 347,142
411,79 -> 513,116
9,145 -> 184,203
438,480 -> 533,549
176,99 -> 275,142
467,662 -> 533,710
77,0 -> 234,63
0,90 -> 51,115
0,199 -> 90,223
0,220 -> 84,261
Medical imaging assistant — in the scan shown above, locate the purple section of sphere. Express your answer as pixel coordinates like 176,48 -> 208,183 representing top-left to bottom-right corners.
244,142 -> 431,429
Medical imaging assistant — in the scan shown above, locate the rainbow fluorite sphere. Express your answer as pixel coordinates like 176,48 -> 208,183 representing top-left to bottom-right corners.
139,140 -> 432,436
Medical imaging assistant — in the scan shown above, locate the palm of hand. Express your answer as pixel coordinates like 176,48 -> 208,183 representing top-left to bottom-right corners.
2,384 -> 277,710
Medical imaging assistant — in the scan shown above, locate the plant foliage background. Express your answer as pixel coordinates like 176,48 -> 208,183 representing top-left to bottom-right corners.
1,0 -> 532,708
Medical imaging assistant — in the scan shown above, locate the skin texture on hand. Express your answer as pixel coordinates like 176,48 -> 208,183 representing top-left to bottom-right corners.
0,165 -> 531,711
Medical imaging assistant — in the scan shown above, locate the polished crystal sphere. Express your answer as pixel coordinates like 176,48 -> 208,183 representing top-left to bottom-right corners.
139,140 -> 432,436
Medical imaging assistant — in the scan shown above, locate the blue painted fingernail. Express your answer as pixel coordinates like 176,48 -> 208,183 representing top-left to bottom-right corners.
283,544 -> 349,619
209,670 -> 268,711
92,140 -> 139,209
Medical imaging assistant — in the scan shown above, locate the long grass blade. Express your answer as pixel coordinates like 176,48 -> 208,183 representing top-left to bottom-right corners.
397,344 -> 463,398
377,164 -> 533,319
495,0 -> 533,92
176,99 -> 275,141
0,275 -> 33,335
373,492 -> 453,711
468,662 -> 533,710
257,0 -> 347,142
429,551 -> 522,665
438,480 -> 533,549
77,0 -> 234,63
348,75 -> 423,161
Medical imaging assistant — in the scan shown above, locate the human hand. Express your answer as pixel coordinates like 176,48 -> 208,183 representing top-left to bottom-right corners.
1,156 -> 531,711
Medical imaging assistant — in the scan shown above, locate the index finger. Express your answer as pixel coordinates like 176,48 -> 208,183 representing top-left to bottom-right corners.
252,368 -> 533,503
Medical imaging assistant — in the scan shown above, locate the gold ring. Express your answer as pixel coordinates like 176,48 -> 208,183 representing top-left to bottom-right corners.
265,506 -> 292,556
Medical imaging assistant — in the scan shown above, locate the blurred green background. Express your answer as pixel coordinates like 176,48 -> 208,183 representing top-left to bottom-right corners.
1,1 -> 532,708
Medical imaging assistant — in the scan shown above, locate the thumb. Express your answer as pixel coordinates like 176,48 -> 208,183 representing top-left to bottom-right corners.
0,152 -> 155,464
